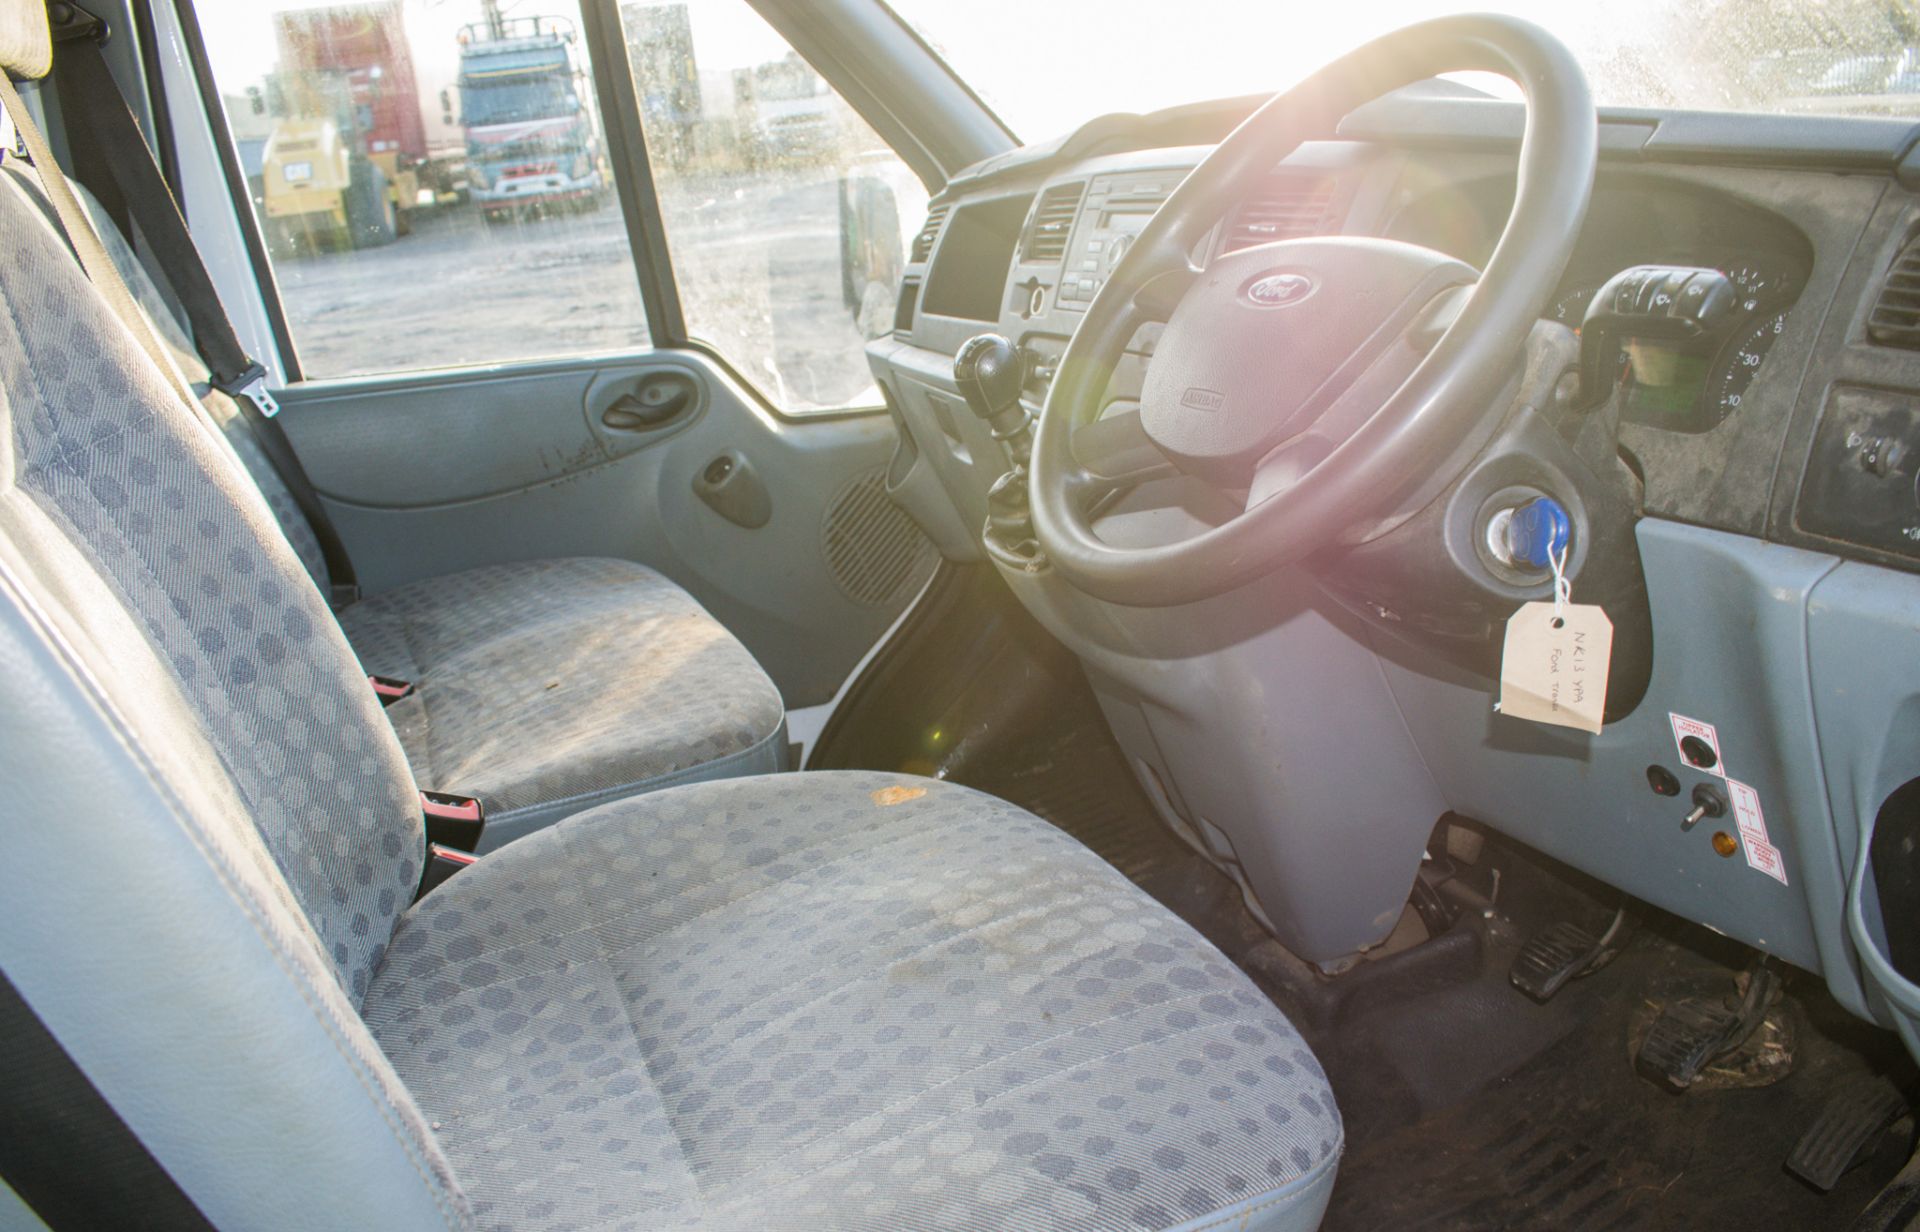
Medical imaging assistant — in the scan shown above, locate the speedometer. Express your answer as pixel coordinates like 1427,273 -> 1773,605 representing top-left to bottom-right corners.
1709,310 -> 1788,425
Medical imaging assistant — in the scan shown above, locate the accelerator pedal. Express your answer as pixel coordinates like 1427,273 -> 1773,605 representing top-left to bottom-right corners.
1510,907 -> 1630,1003
1635,961 -> 1781,1092
1786,1075 -> 1911,1192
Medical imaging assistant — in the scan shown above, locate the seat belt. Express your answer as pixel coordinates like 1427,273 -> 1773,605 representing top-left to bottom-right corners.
0,969 -> 216,1231
48,12 -> 360,605
0,72 -> 199,416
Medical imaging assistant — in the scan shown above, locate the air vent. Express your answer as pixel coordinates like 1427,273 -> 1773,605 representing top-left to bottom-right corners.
821,468 -> 936,607
1868,234 -> 1920,349
1223,175 -> 1337,253
1022,182 -> 1085,264
910,204 -> 949,264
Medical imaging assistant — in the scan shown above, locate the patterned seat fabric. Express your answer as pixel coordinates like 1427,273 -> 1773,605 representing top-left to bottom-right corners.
77,188 -> 786,839
340,557 -> 787,842
365,772 -> 1342,1232
0,63 -> 1338,1229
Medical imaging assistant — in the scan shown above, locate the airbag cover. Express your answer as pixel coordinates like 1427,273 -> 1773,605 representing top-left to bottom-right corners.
1140,237 -> 1476,482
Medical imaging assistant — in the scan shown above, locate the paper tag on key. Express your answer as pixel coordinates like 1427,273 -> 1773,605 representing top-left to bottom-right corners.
1499,603 -> 1613,732
1497,543 -> 1612,733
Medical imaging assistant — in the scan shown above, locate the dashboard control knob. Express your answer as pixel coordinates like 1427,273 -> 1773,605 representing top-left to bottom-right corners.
1851,432 -> 1909,478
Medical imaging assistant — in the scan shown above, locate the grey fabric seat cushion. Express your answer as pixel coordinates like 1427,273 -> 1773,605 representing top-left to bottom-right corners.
69,187 -> 787,837
364,771 -> 1342,1232
339,557 -> 787,834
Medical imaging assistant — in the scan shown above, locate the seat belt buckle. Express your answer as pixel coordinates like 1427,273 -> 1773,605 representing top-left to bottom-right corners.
213,361 -> 281,419
417,843 -> 478,900
421,790 -> 485,852
369,674 -> 414,707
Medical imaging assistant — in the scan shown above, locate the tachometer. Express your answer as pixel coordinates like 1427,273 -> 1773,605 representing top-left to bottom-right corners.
1710,310 -> 1788,424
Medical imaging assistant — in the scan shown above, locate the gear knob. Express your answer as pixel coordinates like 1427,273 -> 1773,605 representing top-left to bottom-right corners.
953,333 -> 1026,429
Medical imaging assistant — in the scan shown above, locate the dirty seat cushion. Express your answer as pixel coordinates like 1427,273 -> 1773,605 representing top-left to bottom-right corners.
339,558 -> 786,839
363,771 -> 1343,1232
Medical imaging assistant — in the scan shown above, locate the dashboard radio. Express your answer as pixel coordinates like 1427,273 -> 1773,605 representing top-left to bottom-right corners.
1057,172 -> 1183,310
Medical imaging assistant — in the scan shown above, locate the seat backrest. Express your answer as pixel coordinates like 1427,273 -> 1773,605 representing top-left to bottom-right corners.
79,189 -> 334,592
0,156 -> 418,1002
0,428 -> 470,1231
1,24 -> 469,1220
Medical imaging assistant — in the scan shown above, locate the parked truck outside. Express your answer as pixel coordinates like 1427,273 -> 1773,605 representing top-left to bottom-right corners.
459,10 -> 606,221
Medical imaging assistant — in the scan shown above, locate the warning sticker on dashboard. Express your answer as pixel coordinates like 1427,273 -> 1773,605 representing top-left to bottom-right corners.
1727,778 -> 1789,886
1669,713 -> 1727,778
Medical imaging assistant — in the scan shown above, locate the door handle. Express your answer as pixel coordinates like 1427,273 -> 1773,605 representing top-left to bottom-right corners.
601,388 -> 688,430
599,370 -> 699,431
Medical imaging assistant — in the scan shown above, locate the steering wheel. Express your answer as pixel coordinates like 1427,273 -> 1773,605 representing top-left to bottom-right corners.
1029,15 -> 1596,607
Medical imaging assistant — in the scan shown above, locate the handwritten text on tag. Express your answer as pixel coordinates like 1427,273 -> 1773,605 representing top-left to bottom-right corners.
1499,602 -> 1613,734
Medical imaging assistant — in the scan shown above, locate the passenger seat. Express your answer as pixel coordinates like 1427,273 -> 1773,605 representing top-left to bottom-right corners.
0,18 -> 1341,1227
61,148 -> 787,848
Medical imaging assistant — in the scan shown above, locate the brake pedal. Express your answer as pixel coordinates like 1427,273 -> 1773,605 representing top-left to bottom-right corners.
1510,907 -> 1629,1002
1785,1075 -> 1911,1192
1634,961 -> 1780,1092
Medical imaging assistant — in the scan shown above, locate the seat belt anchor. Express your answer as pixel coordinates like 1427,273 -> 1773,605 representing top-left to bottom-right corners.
48,2 -> 110,45
214,362 -> 281,419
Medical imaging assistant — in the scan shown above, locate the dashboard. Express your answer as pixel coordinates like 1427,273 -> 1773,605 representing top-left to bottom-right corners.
876,103 -> 1920,574
864,93 -> 1920,1047
1386,176 -> 1815,435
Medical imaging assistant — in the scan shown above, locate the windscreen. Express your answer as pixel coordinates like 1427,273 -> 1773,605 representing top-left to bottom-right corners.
885,0 -> 1920,141
460,53 -> 575,126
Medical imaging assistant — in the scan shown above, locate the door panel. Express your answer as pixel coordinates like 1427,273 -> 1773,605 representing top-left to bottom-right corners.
277,351 -> 932,706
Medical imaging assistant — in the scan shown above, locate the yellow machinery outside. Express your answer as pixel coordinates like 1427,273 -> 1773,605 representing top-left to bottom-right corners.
261,115 -> 416,252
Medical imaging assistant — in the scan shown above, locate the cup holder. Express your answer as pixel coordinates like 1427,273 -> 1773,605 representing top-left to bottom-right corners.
1849,778 -> 1920,1056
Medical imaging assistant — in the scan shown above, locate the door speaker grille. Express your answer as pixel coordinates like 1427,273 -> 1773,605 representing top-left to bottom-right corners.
821,468 -> 935,606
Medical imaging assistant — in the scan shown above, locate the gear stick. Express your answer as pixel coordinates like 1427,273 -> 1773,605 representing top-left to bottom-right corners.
954,333 -> 1032,455
953,333 -> 1043,570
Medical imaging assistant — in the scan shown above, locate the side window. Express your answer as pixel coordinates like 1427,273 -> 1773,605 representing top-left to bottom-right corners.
195,0 -> 649,378
617,1 -> 928,414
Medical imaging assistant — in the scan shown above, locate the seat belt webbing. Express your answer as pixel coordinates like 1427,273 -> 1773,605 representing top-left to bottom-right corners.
0,70 -> 198,413
0,969 -> 216,1231
48,29 -> 359,601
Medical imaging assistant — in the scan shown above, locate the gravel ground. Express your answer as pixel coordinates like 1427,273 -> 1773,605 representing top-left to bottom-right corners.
271,165 -> 879,411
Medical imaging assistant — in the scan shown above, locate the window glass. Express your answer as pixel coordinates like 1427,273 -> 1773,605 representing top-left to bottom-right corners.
196,0 -> 649,378
888,0 -> 1920,141
618,1 -> 928,413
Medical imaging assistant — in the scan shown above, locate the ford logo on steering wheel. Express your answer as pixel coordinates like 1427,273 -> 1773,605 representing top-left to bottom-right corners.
1244,271 -> 1317,308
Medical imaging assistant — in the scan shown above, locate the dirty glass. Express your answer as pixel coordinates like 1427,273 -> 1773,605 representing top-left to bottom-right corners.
618,0 -> 929,414
886,0 -> 1920,142
196,0 -> 648,378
